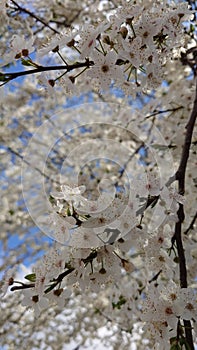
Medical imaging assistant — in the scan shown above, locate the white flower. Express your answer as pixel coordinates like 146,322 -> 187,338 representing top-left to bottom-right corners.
97,250 -> 115,276
158,280 -> 181,304
163,4 -> 194,41
78,22 -> 110,59
62,184 -> 86,199
136,14 -> 162,49
59,74 -> 78,95
142,285 -> 181,329
88,270 -> 113,293
179,288 -> 197,321
0,267 -> 16,297
37,73 -> 56,97
87,51 -> 123,90
33,265 -> 49,296
49,212 -> 75,244
146,248 -> 176,275
143,321 -> 174,349
69,227 -> 102,248
108,4 -> 141,40
135,172 -> 161,197
146,63 -> 163,89
21,289 -> 49,318
37,29 -> 77,57
0,34 -> 35,67
40,245 -> 70,279
118,36 -> 143,69
114,200 -> 137,236
51,185 -> 86,207
154,299 -> 181,329
160,186 -> 185,213
47,288 -> 72,308
146,226 -> 172,251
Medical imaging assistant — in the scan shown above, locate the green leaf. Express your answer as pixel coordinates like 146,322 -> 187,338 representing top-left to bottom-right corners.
49,195 -> 56,204
9,209 -> 14,215
170,345 -> 181,350
21,58 -> 35,67
152,144 -> 173,150
44,284 -> 56,294
67,207 -> 72,216
112,295 -> 127,309
0,73 -> 9,82
24,273 -> 36,282
190,24 -> 195,33
180,337 -> 192,350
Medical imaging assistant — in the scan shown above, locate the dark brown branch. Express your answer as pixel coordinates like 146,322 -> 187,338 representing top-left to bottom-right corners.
11,283 -> 35,291
145,106 -> 184,119
180,46 -> 197,76
0,61 -> 94,84
148,269 -> 162,283
10,0 -> 60,34
173,78 -> 197,350
175,79 -> 197,194
136,195 -> 159,216
51,268 -> 75,284
10,268 -> 75,292
174,205 -> 187,288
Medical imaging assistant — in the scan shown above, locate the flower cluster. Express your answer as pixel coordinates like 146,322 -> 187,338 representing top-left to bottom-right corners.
0,1 -> 196,349
48,177 -> 184,247
142,281 -> 197,347
0,2 -> 193,95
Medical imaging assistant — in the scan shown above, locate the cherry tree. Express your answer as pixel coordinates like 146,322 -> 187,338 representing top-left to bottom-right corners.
0,1 -> 197,349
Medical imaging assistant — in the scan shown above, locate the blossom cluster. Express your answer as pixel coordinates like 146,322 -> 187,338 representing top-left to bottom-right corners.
142,281 -> 197,348
0,2 -> 193,95
0,1 -> 196,349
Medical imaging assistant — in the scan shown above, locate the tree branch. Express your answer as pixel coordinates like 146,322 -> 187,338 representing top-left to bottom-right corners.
175,79 -> 197,194
0,61 -> 94,84
10,0 -> 60,34
173,78 -> 197,350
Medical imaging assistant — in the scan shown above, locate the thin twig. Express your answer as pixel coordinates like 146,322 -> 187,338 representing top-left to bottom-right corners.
6,146 -> 60,185
145,106 -> 184,119
10,0 -> 60,34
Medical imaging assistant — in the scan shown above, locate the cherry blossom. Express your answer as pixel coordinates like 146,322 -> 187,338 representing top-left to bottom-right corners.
160,186 -> 185,213
78,22 -> 110,59
0,1 -> 196,349
51,185 -> 86,206
0,34 -> 35,67
46,287 -> 72,308
37,29 -> 78,57
21,289 -> 49,318
0,267 -> 16,297
87,50 -> 123,90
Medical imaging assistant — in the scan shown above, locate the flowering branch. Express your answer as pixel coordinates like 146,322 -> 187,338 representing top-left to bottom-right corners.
1,2 -> 196,348
0,60 -> 94,85
11,267 -> 75,293
172,78 -> 197,350
175,79 -> 197,194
